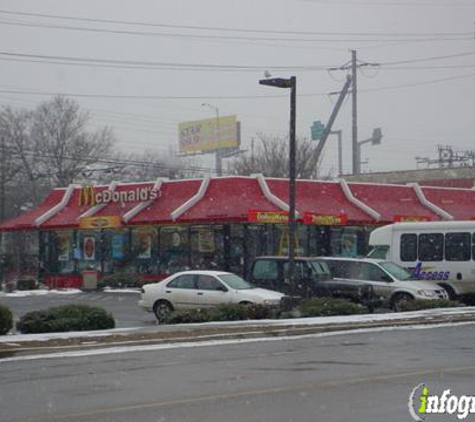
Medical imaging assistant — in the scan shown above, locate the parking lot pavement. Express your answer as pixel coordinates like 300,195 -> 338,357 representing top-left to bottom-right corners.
0,290 -> 157,330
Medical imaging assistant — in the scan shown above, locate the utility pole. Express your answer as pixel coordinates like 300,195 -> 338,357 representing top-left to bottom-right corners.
313,76 -> 352,165
351,50 -> 358,175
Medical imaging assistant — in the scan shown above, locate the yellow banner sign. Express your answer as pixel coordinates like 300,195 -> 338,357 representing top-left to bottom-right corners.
178,115 -> 239,153
248,210 -> 289,224
79,216 -> 122,230
393,215 -> 431,222
303,212 -> 347,226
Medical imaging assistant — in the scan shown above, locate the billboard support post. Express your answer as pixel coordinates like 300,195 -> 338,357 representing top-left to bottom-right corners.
202,103 -> 223,176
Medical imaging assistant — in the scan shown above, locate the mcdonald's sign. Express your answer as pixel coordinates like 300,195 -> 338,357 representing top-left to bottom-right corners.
79,186 -> 97,206
78,185 -> 159,207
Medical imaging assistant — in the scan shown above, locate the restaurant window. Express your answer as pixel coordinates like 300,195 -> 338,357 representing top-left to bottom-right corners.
308,226 -> 331,257
228,224 -> 244,275
330,227 -> 361,258
102,229 -> 131,273
190,225 -> 224,271
131,227 -> 158,274
274,225 -> 307,256
77,230 -> 102,272
159,226 -> 190,274
245,224 -> 267,262
51,230 -> 76,274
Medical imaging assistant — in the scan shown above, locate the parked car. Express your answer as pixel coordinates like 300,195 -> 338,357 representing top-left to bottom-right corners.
318,257 -> 449,310
249,256 -> 378,308
139,270 -> 285,322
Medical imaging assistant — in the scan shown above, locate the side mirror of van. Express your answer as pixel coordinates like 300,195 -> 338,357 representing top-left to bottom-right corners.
381,274 -> 393,283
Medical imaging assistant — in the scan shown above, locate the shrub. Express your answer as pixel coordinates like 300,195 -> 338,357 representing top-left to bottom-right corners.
98,272 -> 145,289
16,304 -> 115,334
396,299 -> 463,312
297,297 -> 369,317
0,304 -> 13,335
16,279 -> 38,291
166,303 -> 275,324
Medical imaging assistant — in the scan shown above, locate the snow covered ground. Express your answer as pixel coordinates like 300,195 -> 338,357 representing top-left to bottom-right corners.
0,288 -> 82,297
0,287 -> 140,297
1,305 -> 474,344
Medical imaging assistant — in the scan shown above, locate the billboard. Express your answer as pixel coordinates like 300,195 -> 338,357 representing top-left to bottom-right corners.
178,115 -> 239,154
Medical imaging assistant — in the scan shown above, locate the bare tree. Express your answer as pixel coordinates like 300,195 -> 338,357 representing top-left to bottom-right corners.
228,134 -> 331,179
120,149 -> 204,182
30,96 -> 115,187
0,107 -> 42,220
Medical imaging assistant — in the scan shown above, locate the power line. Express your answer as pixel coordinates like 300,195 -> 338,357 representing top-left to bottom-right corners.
3,49 -> 475,77
0,87 -> 302,100
0,9 -> 470,38
0,50 -> 332,72
8,149 -> 228,175
2,18 -> 470,43
361,71 -> 475,92
2,68 -> 475,104
380,50 -> 475,66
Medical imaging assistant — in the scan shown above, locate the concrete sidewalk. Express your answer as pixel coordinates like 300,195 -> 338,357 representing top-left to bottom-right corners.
1,306 -> 475,359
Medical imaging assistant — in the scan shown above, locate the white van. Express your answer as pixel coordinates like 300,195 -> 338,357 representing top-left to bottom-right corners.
368,221 -> 475,299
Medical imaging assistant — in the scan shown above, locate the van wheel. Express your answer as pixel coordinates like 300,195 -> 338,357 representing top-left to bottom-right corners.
153,300 -> 173,324
391,293 -> 413,312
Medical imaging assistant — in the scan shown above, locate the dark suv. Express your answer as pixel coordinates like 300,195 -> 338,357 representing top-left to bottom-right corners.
250,256 -> 377,307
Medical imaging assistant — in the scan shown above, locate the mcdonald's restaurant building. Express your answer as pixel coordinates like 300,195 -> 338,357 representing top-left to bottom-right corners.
0,175 -> 473,289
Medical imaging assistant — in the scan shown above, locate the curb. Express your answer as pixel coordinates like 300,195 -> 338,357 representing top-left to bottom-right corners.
2,308 -> 475,359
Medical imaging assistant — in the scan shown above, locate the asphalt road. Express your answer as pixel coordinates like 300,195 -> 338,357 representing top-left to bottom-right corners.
0,291 -> 156,330
1,323 -> 474,422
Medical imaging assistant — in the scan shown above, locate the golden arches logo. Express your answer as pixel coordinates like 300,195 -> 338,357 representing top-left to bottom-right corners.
79,186 -> 96,207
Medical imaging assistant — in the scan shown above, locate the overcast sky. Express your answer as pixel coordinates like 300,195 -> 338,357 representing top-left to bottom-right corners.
1,0 -> 475,177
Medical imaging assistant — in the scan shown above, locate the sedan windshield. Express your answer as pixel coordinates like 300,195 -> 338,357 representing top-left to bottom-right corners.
219,274 -> 255,290
379,261 -> 413,281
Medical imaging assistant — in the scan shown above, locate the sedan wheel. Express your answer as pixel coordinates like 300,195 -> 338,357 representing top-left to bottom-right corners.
153,301 -> 172,323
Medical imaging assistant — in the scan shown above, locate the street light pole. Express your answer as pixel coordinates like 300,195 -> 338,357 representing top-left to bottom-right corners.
202,103 -> 222,176
259,76 -> 297,292
288,76 -> 296,293
356,128 -> 383,174
329,130 -> 343,176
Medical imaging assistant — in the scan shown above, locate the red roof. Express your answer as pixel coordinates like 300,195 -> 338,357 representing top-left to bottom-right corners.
0,189 -> 65,231
266,179 -> 373,224
2,175 -> 475,231
176,177 -> 281,223
40,186 -> 111,229
347,183 -> 440,222
129,179 -> 202,225
421,186 -> 475,221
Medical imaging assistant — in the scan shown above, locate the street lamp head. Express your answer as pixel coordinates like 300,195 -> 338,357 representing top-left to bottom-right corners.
259,76 -> 295,89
